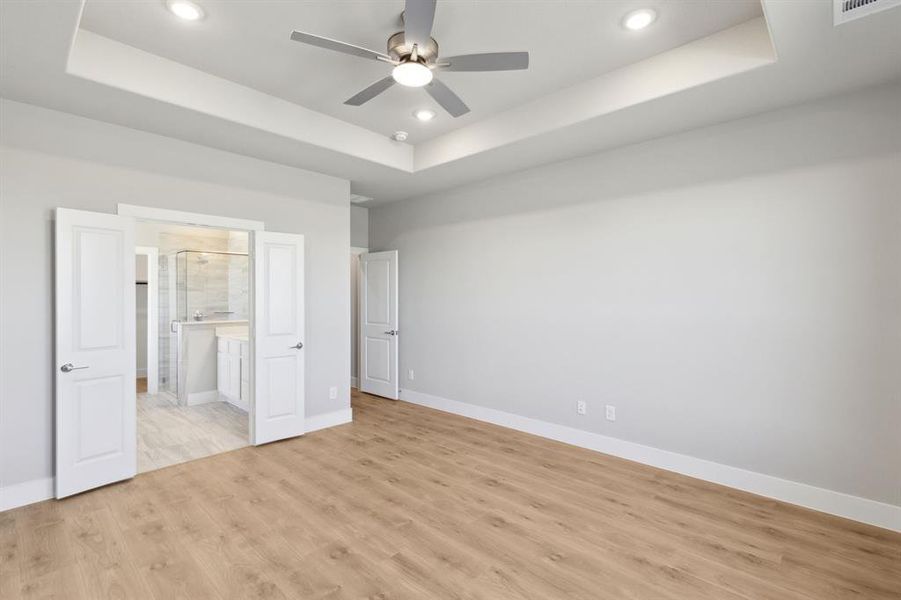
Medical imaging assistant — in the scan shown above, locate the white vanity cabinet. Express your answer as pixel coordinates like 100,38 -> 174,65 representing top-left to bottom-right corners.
216,330 -> 249,410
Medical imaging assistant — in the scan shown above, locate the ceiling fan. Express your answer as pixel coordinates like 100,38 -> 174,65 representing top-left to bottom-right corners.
290,0 -> 529,118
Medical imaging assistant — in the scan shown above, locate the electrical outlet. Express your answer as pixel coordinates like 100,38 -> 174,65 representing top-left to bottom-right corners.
577,401 -> 587,415
329,386 -> 338,400
605,405 -> 616,421
408,369 -> 415,381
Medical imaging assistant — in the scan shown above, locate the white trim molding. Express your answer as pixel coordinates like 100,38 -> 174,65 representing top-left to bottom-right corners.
135,245 -> 159,395
0,477 -> 55,512
118,203 -> 265,231
306,408 -> 353,434
350,376 -> 359,389
186,390 -> 221,406
400,389 -> 901,533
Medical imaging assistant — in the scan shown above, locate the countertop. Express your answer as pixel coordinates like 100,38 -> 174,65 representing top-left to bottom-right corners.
179,319 -> 249,327
215,326 -> 249,342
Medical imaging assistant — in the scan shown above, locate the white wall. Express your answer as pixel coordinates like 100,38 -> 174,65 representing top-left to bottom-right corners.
369,82 -> 901,508
349,207 -> 368,387
0,99 -> 351,491
350,205 -> 369,248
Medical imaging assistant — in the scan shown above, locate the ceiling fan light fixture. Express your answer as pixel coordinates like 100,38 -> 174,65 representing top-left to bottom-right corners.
413,109 -> 436,122
167,0 -> 204,21
392,61 -> 433,87
622,8 -> 656,31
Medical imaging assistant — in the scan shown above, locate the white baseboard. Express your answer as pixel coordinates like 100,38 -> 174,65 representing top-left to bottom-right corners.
225,396 -> 249,412
400,389 -> 901,533
186,390 -> 220,406
306,408 -> 353,433
350,376 -> 359,389
0,477 -> 54,512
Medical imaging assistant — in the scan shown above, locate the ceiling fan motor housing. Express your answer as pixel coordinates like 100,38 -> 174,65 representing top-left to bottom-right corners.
388,31 -> 439,64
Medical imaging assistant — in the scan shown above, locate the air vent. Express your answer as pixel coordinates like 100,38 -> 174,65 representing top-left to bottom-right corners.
835,0 -> 901,25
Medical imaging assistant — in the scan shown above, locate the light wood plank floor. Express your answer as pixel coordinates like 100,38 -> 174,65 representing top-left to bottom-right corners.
137,392 -> 248,473
2,389 -> 898,599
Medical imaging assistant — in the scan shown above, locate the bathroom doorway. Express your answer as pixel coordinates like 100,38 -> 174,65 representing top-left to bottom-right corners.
55,205 -> 307,498
134,222 -> 251,473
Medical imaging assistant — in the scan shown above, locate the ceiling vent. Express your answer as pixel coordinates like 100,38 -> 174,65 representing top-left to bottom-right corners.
834,0 -> 901,25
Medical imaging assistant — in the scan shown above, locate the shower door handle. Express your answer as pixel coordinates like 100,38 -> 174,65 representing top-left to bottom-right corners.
290,342 -> 304,350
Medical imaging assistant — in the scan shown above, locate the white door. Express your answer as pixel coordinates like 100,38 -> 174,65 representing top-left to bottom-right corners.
253,231 -> 305,444
55,208 -> 136,498
360,251 -> 399,399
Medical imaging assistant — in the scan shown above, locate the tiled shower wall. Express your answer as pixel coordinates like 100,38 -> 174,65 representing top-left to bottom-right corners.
152,228 -> 249,392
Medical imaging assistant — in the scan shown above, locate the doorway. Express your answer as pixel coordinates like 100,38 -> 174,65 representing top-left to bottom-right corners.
134,222 -> 250,473
54,205 -> 307,499
358,250 -> 399,399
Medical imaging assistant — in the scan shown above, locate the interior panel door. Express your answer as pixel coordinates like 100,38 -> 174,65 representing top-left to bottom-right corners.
55,208 -> 136,498
253,231 -> 305,444
360,251 -> 398,399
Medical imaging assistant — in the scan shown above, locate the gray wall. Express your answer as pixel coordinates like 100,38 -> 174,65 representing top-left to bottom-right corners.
349,207 -> 368,386
0,99 -> 351,490
350,205 -> 369,248
369,82 -> 901,506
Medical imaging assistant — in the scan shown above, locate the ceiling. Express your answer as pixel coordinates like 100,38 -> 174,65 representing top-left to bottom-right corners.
79,0 -> 763,144
2,1 -> 901,205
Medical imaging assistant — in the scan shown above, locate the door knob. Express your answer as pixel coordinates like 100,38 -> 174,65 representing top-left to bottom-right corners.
289,342 -> 304,349
383,330 -> 398,336
60,363 -> 89,373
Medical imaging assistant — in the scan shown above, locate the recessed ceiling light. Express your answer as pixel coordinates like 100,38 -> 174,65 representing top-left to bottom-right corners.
392,61 -> 433,88
391,131 -> 409,142
413,109 -> 436,122
622,8 -> 656,31
167,0 -> 204,21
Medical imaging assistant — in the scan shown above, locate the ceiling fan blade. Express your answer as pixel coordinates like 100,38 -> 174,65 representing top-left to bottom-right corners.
344,77 -> 396,106
290,30 -> 391,62
404,0 -> 437,49
425,79 -> 469,118
440,52 -> 529,72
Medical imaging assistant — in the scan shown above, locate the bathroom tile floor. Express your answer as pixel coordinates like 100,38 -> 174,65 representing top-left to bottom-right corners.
137,391 -> 248,473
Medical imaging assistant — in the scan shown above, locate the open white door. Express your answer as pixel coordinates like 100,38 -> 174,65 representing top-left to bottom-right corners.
253,231 -> 305,444
360,251 -> 399,399
55,208 -> 136,498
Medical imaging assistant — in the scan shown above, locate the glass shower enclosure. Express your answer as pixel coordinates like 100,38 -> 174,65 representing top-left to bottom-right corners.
158,250 -> 249,398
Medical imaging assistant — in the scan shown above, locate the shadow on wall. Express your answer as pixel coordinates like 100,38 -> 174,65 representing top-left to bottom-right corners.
372,82 -> 901,237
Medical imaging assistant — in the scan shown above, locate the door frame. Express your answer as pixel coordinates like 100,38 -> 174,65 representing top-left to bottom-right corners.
117,205 -> 266,445
350,247 -> 367,389
135,246 -> 159,394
